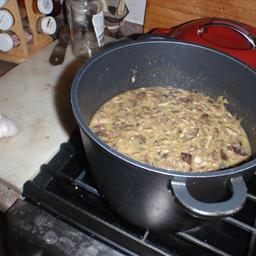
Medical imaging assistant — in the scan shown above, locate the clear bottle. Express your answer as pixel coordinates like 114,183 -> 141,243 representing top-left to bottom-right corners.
66,0 -> 104,59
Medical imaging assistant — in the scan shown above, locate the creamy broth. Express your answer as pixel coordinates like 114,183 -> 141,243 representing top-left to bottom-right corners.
90,87 -> 251,172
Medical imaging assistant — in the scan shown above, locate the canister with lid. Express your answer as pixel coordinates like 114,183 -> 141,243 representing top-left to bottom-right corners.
33,0 -> 54,15
0,0 -> 8,8
37,16 -> 57,35
0,9 -> 14,31
0,31 -> 20,52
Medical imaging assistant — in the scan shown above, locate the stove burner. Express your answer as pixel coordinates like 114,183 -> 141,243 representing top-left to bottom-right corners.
12,132 -> 256,255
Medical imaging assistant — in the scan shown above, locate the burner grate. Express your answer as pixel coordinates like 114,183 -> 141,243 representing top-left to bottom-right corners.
22,134 -> 256,256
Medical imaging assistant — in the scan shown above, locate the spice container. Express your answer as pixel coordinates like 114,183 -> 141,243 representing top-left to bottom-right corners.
0,0 -> 53,63
32,0 -> 54,15
0,0 -> 8,8
66,0 -> 104,58
0,9 -> 14,31
0,31 -> 20,52
37,16 -> 57,35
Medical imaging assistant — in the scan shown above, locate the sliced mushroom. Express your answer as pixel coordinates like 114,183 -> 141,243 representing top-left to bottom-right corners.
180,96 -> 193,104
231,143 -> 248,156
200,113 -> 209,123
113,118 -> 131,129
134,134 -> 146,145
182,128 -> 199,140
226,127 -> 239,137
220,149 -> 228,161
181,152 -> 192,165
211,150 -> 220,162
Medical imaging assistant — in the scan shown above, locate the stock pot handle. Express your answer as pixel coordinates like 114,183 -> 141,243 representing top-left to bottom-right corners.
171,176 -> 247,218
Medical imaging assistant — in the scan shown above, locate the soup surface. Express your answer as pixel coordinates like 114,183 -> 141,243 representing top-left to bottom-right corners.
90,87 -> 251,172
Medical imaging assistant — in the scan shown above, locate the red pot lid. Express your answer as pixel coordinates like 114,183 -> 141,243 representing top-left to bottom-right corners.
151,18 -> 256,69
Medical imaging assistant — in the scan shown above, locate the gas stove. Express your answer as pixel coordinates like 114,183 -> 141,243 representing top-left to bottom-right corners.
5,130 -> 256,256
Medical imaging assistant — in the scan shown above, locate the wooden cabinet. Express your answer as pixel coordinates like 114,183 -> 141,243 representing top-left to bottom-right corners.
144,0 -> 256,32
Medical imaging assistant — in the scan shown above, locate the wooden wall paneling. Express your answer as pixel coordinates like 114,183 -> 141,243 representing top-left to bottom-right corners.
144,0 -> 256,32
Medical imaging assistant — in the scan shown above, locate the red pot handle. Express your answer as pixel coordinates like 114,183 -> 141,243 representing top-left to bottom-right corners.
197,19 -> 256,49
171,176 -> 247,218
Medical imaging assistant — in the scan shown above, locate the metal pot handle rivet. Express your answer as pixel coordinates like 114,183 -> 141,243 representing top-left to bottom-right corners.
171,176 -> 247,218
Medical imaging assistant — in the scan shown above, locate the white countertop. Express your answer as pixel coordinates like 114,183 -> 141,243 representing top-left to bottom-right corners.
0,42 -> 84,192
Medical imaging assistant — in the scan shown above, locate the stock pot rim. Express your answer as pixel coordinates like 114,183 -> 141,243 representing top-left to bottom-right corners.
71,39 -> 256,179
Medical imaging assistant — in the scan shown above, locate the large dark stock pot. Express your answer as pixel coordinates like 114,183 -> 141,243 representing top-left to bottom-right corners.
71,39 -> 256,233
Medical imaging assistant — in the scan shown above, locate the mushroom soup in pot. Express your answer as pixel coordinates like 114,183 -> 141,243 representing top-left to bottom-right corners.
90,86 -> 251,173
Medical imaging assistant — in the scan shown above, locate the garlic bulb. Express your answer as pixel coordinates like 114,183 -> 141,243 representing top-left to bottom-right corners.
0,114 -> 18,139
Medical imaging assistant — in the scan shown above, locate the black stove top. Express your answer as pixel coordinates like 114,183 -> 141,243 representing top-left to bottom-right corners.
9,131 -> 256,256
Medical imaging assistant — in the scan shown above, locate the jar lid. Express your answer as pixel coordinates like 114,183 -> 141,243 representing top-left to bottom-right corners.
0,0 -> 8,8
40,16 -> 57,35
0,33 -> 14,52
37,0 -> 53,15
0,9 -> 14,31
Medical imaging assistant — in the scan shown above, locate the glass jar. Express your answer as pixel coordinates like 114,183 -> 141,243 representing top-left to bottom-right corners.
66,0 -> 104,59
